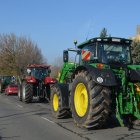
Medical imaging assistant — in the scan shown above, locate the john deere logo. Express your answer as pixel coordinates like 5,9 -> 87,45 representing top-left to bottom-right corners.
97,77 -> 103,83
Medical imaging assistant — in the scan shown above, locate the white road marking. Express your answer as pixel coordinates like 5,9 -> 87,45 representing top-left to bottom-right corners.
41,117 -> 55,124
17,104 -> 23,108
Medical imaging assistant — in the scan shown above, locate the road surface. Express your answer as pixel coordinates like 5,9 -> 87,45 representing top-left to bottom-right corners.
0,94 -> 140,140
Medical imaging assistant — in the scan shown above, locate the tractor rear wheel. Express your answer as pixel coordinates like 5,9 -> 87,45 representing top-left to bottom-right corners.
51,84 -> 68,119
71,70 -> 111,129
22,81 -> 33,103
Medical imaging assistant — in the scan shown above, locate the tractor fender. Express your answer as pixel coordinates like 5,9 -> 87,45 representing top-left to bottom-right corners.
73,65 -> 117,86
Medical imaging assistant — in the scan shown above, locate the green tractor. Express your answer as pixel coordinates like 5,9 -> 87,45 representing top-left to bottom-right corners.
0,75 -> 14,93
51,37 -> 140,129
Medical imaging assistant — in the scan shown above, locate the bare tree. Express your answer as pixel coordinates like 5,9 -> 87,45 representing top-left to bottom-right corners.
50,56 -> 63,79
0,33 -> 46,76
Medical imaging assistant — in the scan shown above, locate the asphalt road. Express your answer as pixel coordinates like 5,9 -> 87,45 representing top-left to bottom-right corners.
0,94 -> 140,140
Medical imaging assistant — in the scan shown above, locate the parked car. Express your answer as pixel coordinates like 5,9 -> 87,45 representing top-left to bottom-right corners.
5,84 -> 18,95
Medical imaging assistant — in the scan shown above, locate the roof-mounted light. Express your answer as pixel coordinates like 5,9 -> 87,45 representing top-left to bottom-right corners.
97,38 -> 102,41
125,40 -> 130,43
103,39 -> 108,41
112,38 -> 121,42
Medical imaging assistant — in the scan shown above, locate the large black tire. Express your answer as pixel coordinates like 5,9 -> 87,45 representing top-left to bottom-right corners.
22,81 -> 33,103
71,70 -> 111,129
51,84 -> 69,119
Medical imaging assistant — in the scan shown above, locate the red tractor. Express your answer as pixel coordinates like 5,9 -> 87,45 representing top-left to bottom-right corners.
18,64 -> 56,103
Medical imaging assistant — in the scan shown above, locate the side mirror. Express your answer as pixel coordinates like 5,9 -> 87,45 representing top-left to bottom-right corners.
63,50 -> 69,62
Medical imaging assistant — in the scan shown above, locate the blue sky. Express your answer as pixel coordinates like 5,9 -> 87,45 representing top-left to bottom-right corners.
0,0 -> 140,64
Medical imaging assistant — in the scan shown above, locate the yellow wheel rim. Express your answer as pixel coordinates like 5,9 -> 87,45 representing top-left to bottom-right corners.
74,83 -> 88,117
53,93 -> 59,111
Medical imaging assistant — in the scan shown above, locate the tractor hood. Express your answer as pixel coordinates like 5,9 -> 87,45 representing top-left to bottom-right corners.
128,65 -> 140,82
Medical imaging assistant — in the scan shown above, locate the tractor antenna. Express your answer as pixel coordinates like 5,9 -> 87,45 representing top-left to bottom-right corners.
85,20 -> 93,40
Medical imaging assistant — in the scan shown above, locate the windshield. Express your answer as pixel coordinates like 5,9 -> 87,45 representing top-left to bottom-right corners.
31,68 -> 48,80
98,43 -> 131,64
81,42 -> 131,64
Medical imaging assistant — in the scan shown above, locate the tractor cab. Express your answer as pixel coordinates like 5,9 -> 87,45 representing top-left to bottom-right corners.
26,64 -> 51,82
77,37 -> 132,67
63,37 -> 132,68
28,67 -> 49,80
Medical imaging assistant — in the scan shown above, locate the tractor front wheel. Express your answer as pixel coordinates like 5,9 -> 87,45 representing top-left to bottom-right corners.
51,84 -> 69,119
71,70 -> 111,129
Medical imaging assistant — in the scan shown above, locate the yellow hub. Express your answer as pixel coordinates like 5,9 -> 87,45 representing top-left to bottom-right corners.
53,93 -> 59,111
74,83 -> 88,117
